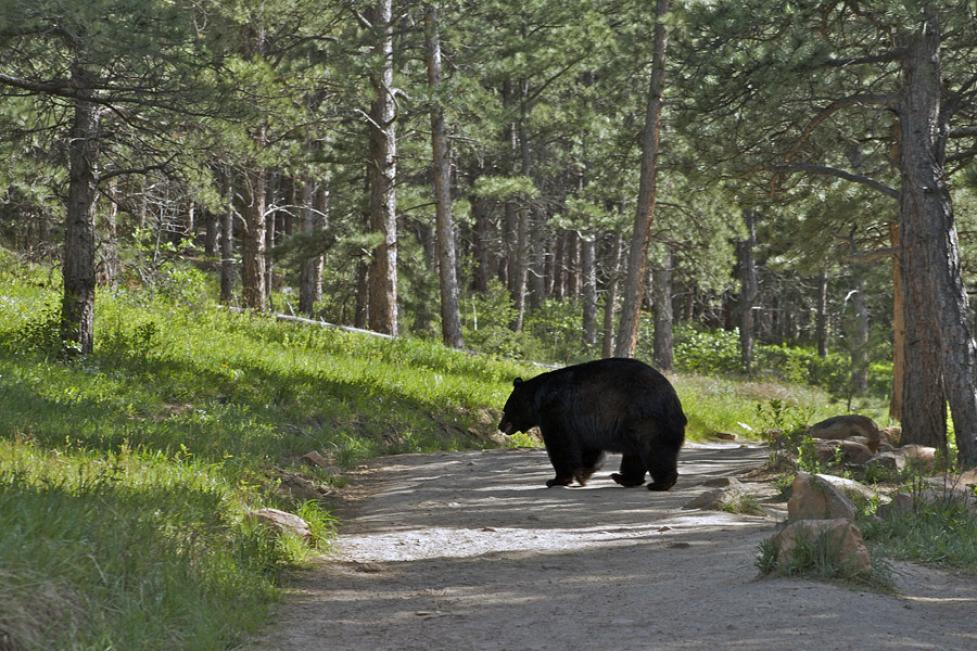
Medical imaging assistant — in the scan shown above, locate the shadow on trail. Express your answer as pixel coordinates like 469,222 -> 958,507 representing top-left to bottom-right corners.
250,445 -> 977,651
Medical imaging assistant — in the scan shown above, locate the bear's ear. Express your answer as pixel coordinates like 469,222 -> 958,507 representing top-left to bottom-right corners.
513,377 -> 523,387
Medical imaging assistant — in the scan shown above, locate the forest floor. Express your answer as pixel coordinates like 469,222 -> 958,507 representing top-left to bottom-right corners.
242,444 -> 977,651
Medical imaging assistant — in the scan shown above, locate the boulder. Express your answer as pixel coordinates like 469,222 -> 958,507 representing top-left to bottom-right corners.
683,488 -> 730,510
876,492 -> 914,518
881,426 -> 902,447
865,445 -> 940,475
770,518 -> 872,575
701,476 -> 743,489
900,444 -> 940,472
814,440 -> 874,466
787,472 -> 856,521
301,450 -> 342,475
251,508 -> 312,541
814,473 -> 886,506
807,415 -> 882,451
277,470 -> 333,501
865,451 -> 900,475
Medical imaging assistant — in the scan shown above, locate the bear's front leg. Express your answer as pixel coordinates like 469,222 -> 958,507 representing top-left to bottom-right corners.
540,421 -> 580,487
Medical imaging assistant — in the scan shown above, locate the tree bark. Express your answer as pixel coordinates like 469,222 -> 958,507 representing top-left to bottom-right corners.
851,277 -> 870,394
219,172 -> 235,305
737,209 -> 758,374
240,166 -> 267,311
582,234 -> 597,346
889,224 -> 905,421
472,195 -> 492,293
898,8 -> 977,463
61,72 -> 101,355
602,233 -> 623,358
298,178 -> 326,316
367,0 -> 398,335
425,4 -> 464,348
615,0 -> 670,357
815,270 -> 829,358
653,247 -> 674,370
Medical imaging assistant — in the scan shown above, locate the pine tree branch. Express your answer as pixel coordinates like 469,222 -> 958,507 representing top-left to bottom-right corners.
820,50 -> 905,67
949,126 -> 977,138
772,162 -> 899,199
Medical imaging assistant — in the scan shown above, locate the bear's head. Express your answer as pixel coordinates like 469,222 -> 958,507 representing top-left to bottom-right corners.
498,378 -> 537,435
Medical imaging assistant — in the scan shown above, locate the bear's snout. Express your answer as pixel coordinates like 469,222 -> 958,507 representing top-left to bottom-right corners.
498,420 -> 515,435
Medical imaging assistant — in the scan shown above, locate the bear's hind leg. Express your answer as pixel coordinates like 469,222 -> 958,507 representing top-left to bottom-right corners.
645,442 -> 679,491
610,453 -> 647,487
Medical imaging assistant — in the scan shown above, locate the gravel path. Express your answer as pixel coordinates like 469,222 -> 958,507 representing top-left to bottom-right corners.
243,444 -> 977,650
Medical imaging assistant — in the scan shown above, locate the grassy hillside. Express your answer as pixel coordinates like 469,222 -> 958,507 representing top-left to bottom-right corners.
0,252 -> 865,649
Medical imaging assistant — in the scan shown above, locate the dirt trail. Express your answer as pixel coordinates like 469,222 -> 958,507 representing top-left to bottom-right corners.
244,444 -> 977,650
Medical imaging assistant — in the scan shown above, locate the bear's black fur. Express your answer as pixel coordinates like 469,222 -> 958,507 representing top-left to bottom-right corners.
498,358 -> 686,491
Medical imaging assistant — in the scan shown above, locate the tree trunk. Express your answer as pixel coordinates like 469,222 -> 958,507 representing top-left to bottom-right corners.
566,231 -> 579,300
61,78 -> 101,355
265,194 -> 276,309
204,206 -> 218,257
240,166 -> 267,311
354,260 -> 370,329
615,0 -> 670,357
99,181 -> 120,289
367,0 -> 398,335
889,224 -> 905,421
529,208 -> 547,309
298,178 -> 326,316
653,247 -> 674,370
815,270 -> 829,358
602,233 -> 623,358
425,4 -> 464,348
511,205 -> 530,331
220,173 -> 235,305
851,277 -> 870,394
582,234 -> 597,346
472,195 -> 492,293
552,231 -> 566,300
898,9 -> 977,464
738,209 -> 758,373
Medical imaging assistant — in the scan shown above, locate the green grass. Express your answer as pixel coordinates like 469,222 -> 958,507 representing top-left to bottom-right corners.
861,482 -> 977,572
0,258 -> 537,649
756,526 -> 892,589
0,252 -> 858,648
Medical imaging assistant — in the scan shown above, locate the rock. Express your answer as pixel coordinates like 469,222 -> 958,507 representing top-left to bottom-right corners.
876,492 -> 914,518
813,473 -> 889,511
787,472 -> 856,521
277,471 -> 333,500
251,508 -> 312,541
702,476 -> 742,488
881,426 -> 902,447
900,445 -> 940,472
713,432 -> 737,441
683,488 -> 730,510
808,415 -> 882,451
865,451 -> 900,473
771,518 -> 872,575
838,441 -> 875,465
865,445 -> 940,475
815,440 -> 841,464
301,451 -> 341,475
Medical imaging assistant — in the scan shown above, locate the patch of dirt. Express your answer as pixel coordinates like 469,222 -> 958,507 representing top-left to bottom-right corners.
242,444 -> 977,650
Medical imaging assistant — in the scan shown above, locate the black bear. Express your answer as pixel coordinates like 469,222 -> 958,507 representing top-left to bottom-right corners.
498,358 -> 686,491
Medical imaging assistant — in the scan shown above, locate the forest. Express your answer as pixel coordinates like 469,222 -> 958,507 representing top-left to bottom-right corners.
2,1 -> 977,647
4,2 -> 977,459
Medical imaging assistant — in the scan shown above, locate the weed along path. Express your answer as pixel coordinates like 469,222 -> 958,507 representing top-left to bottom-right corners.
245,444 -> 977,651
